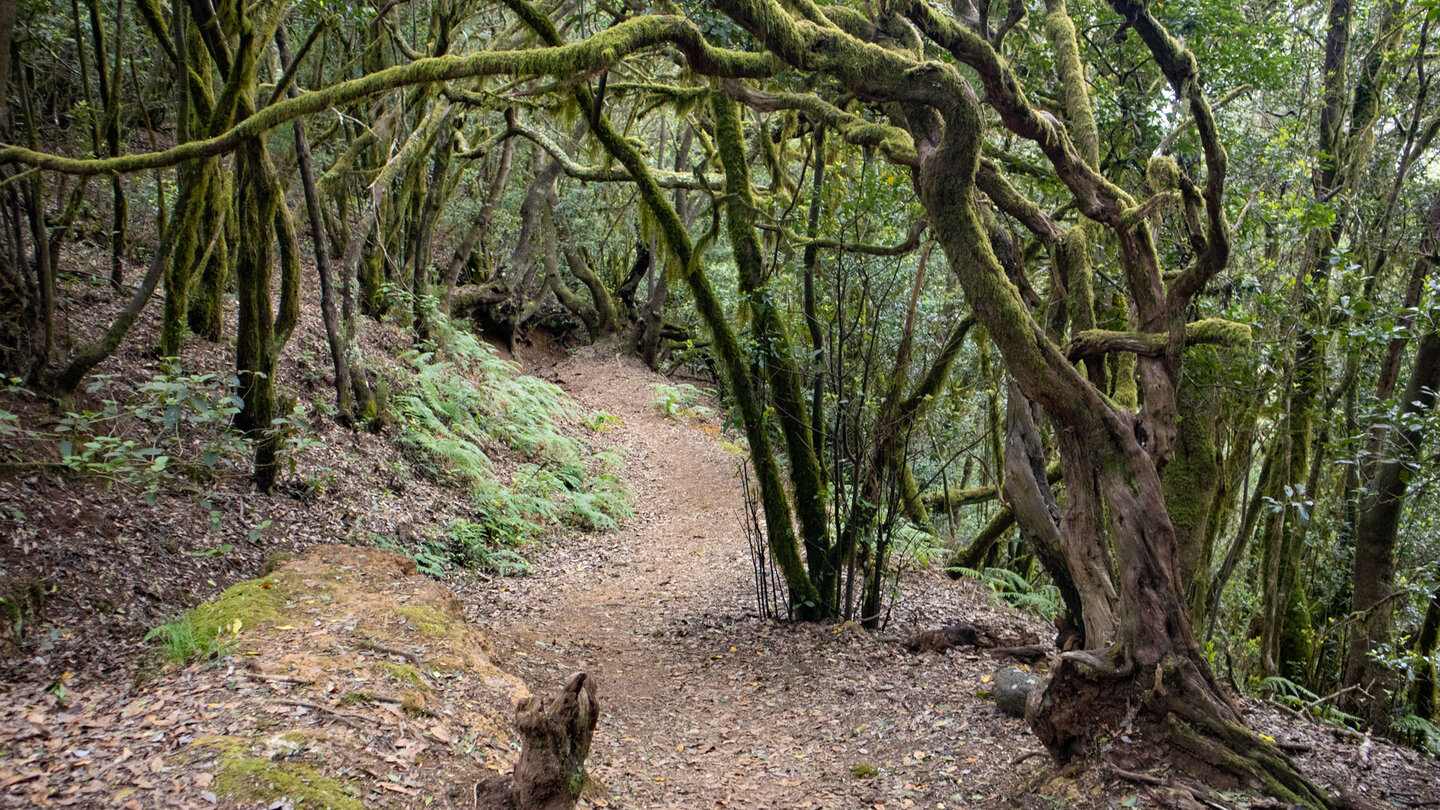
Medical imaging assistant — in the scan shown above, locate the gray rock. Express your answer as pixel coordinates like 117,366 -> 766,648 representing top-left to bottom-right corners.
992,666 -> 1040,718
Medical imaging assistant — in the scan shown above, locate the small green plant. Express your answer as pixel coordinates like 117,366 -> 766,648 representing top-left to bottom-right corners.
1257,675 -> 1363,727
145,611 -> 241,663
51,363 -> 251,496
0,408 -> 20,437
267,400 -> 322,478
1,578 -> 47,645
949,565 -> 1063,619
648,382 -> 715,421
585,410 -> 622,432
2,375 -> 33,395
247,519 -> 273,543
1393,713 -> 1440,755
443,518 -> 533,576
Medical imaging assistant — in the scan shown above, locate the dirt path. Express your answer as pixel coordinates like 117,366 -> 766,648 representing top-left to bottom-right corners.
467,350 -> 1440,810
467,349 -> 1052,810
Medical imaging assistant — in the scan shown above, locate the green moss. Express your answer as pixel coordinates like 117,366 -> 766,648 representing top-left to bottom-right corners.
262,552 -> 297,575
1043,0 -> 1098,167
336,690 -> 376,707
145,575 -> 319,662
215,755 -> 363,810
395,605 -> 458,637
1162,401 -> 1217,545
380,662 -> 426,688
188,578 -> 290,635
1147,154 -> 1181,190
1186,317 -> 1252,349
1278,588 -> 1314,682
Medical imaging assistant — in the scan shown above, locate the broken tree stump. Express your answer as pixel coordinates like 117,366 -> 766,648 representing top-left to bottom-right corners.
512,672 -> 599,810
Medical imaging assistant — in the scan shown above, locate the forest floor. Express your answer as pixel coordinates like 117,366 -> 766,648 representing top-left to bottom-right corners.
466,347 -> 1440,810
469,345 -> 1059,809
2,295 -> 1439,808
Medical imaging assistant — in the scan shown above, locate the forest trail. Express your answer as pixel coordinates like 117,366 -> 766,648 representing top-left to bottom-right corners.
468,347 -> 1052,810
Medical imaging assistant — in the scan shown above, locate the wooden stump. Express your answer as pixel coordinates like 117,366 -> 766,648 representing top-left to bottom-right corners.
512,672 -> 599,810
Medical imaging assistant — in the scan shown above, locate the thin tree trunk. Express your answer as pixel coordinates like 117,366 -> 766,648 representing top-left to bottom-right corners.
443,137 -> 513,313
55,162 -> 211,393
278,26 -> 355,422
1411,587 -> 1440,721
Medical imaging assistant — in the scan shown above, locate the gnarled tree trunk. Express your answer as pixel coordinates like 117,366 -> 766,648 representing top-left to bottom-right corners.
512,672 -> 599,810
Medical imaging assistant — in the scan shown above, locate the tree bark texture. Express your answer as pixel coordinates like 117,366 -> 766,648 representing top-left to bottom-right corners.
512,672 -> 599,810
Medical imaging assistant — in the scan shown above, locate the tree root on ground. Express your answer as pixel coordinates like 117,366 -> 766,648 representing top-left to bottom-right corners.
1034,656 -> 1374,810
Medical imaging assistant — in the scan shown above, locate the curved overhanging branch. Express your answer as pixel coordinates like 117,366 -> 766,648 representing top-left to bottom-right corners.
1153,83 -> 1251,159
902,0 -> 1134,226
1065,318 -> 1253,362
977,158 -> 1061,241
723,81 -> 919,167
709,0 -> 967,113
923,462 -> 1061,511
507,111 -> 722,189
0,15 -> 771,175
756,217 -> 927,255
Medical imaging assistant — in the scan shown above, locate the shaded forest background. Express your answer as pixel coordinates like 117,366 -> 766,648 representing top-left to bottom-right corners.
1,0 -> 1439,804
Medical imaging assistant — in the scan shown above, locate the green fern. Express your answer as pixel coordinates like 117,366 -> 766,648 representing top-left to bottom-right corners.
947,564 -> 1063,619
390,311 -> 632,576
1393,714 -> 1440,755
1257,675 -> 1319,704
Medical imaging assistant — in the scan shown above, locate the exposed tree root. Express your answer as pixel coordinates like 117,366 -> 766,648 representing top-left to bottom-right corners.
1033,656 -> 1366,810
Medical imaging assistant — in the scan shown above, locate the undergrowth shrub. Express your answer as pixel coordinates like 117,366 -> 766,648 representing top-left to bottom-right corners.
648,382 -> 715,421
949,565 -> 1063,619
389,316 -> 631,577
47,363 -> 252,499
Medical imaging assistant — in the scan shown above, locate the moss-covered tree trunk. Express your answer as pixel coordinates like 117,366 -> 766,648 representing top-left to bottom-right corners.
1343,311 -> 1440,727
233,135 -> 282,491
1412,587 -> 1440,721
712,93 -> 836,611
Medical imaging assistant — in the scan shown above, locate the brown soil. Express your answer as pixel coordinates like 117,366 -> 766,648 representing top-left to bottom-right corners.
0,545 -> 531,809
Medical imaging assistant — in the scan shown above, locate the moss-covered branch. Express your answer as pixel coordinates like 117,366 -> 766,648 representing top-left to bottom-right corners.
756,217 -> 927,256
724,81 -> 919,167
0,16 -> 770,175
507,112 -> 721,190
1066,318 -> 1253,362
924,463 -> 1061,511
